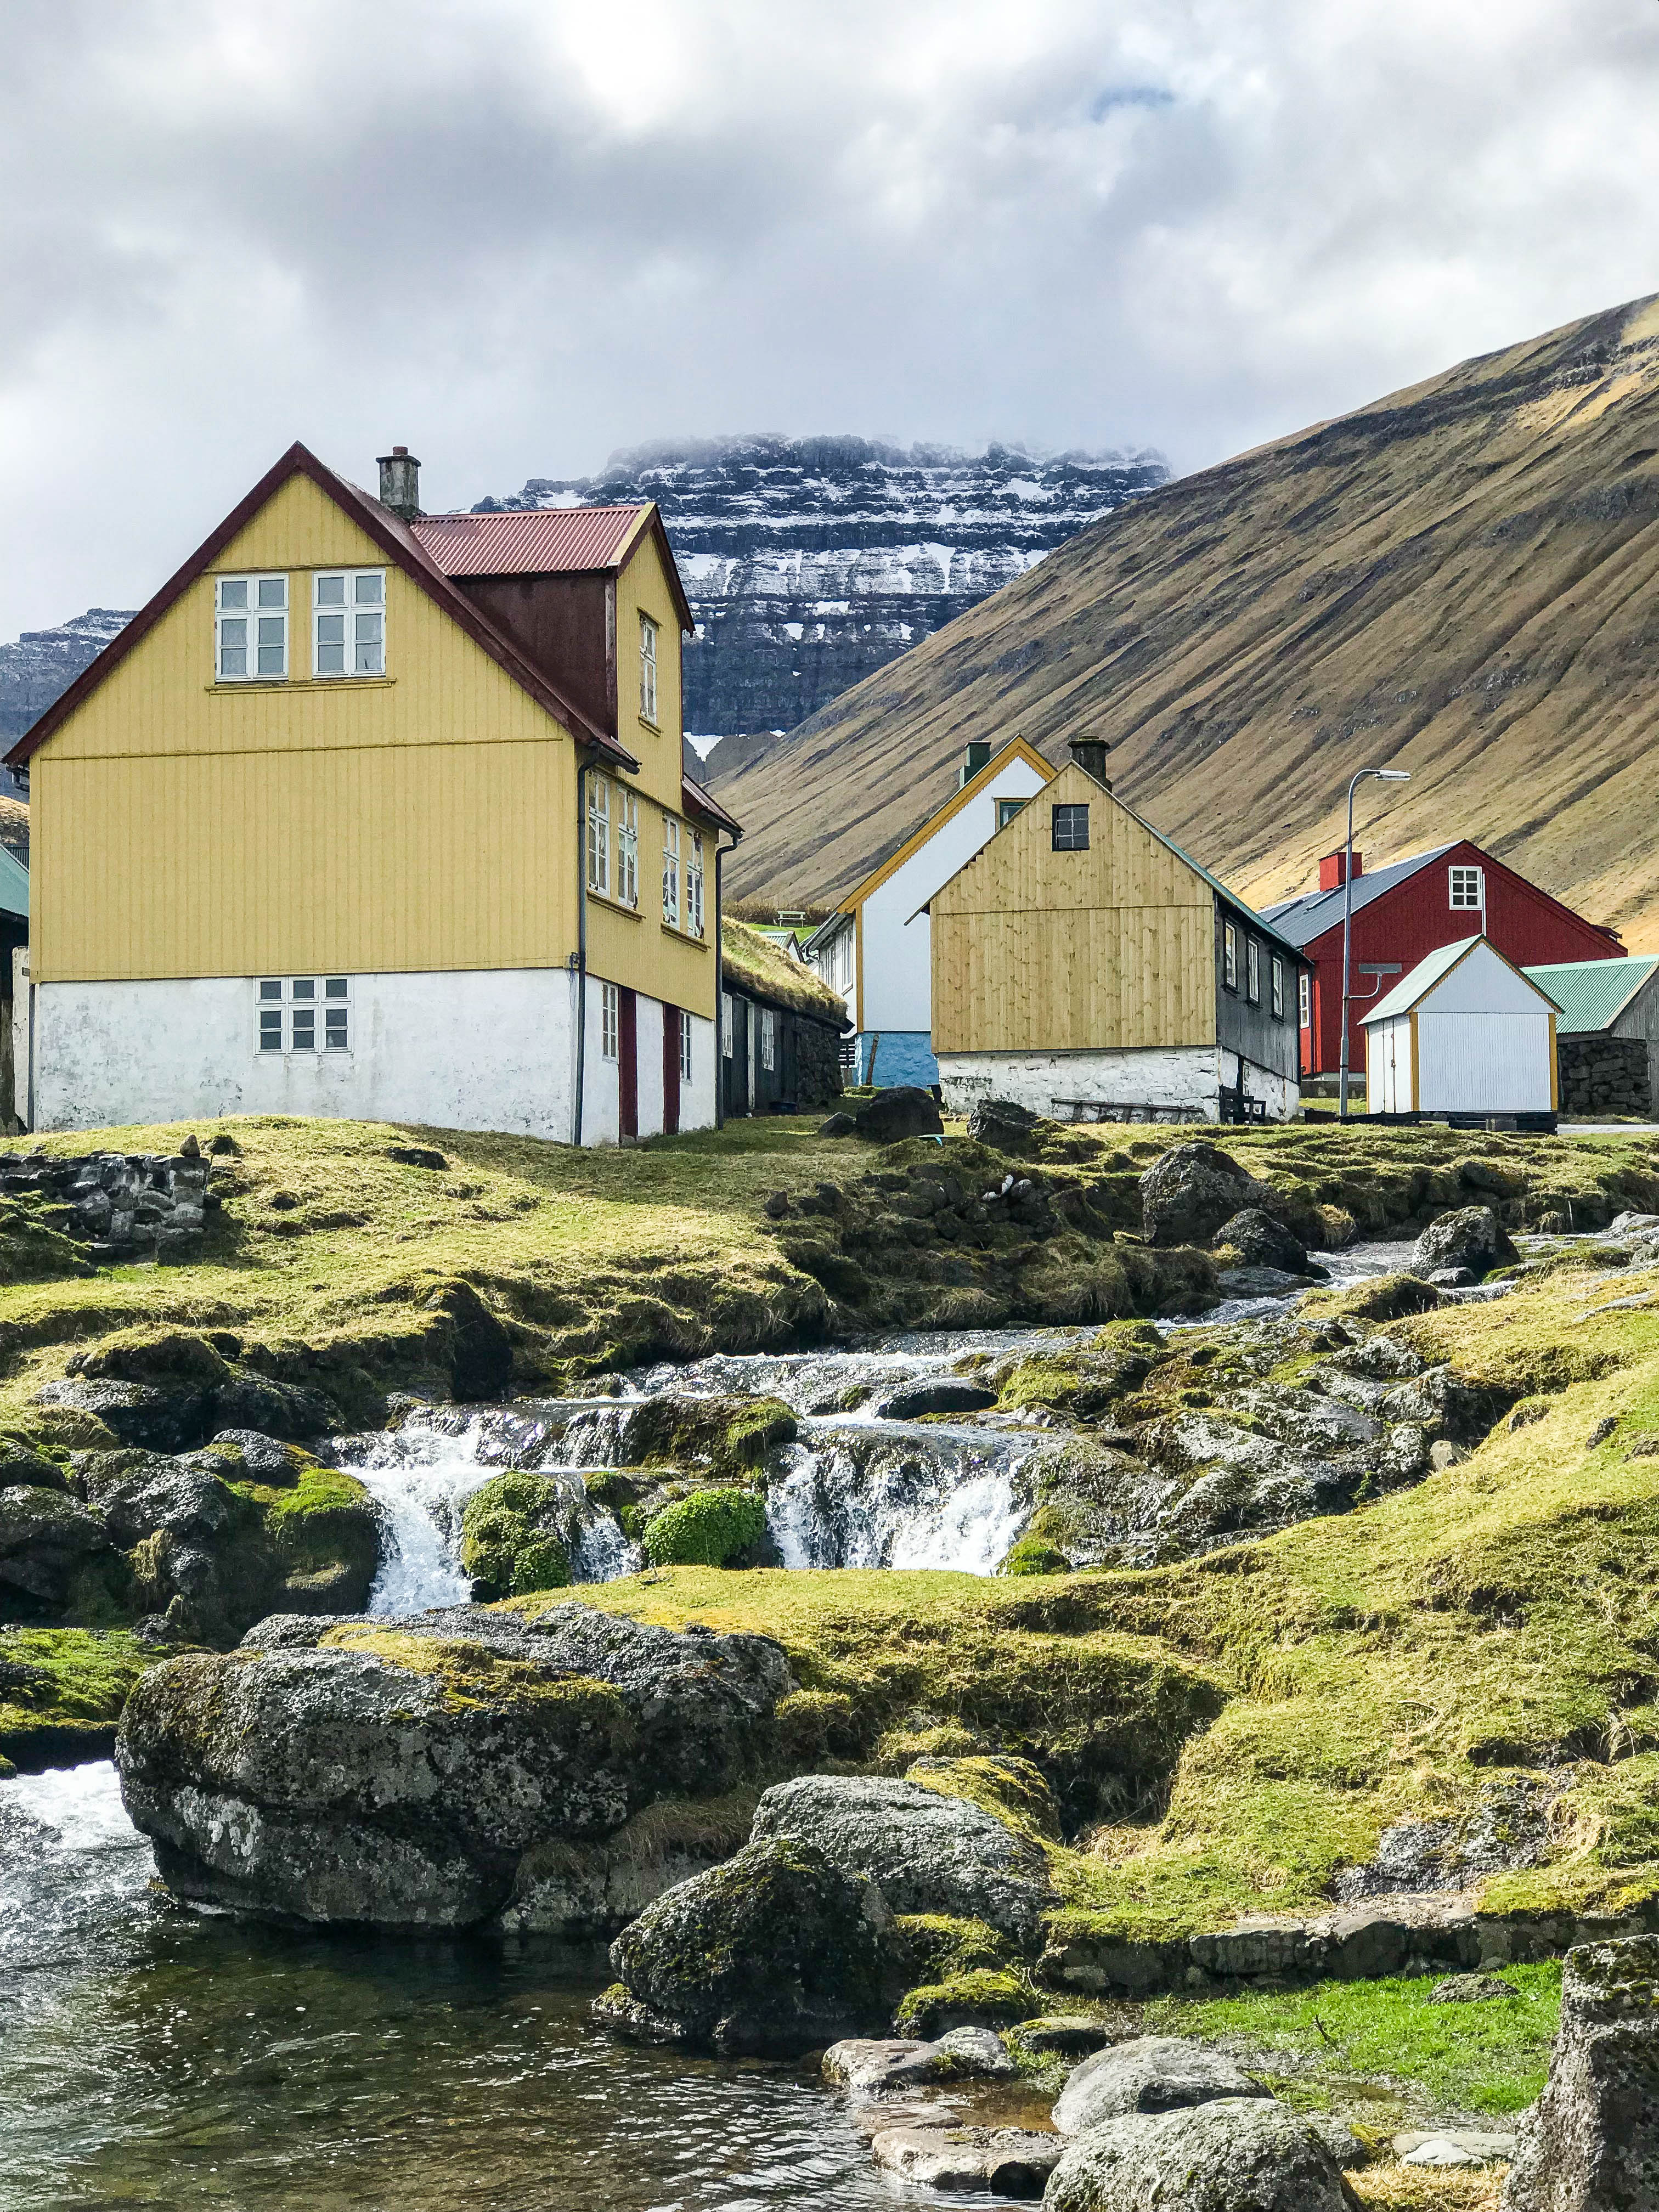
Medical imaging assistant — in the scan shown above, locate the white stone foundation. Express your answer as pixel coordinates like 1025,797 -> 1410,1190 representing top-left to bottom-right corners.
31,969 -> 716,1146
937,1046 -> 1299,1125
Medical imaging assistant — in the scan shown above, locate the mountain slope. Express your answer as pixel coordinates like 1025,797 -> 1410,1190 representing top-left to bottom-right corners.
712,297 -> 1659,950
0,609 -> 135,789
478,436 -> 1165,740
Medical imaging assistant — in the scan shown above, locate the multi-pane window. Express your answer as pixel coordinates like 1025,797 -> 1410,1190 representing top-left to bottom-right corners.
1299,973 -> 1311,1027
686,832 -> 705,938
616,791 -> 639,907
662,817 -> 681,928
679,1009 -> 693,1082
639,615 -> 658,723
1246,938 -> 1261,1005
217,575 -> 288,680
256,977 -> 349,1052
1052,803 -> 1090,851
313,571 -> 385,676
1449,865 -> 1484,911
721,992 -> 734,1058
997,798 -> 1027,830
761,1008 -> 777,1071
1271,955 -> 1285,1021
600,982 -> 619,1060
1223,921 -> 1239,991
587,776 -> 610,895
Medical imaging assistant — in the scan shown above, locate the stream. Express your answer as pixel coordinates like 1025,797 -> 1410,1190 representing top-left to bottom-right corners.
1,1235 -> 1518,2207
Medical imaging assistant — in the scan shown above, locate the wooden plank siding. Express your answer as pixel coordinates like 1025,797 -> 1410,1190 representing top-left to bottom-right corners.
930,762 -> 1217,1053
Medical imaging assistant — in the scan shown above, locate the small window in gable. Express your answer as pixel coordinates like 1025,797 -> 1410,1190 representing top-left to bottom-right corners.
640,615 -> 658,724
314,571 -> 385,676
1449,865 -> 1484,911
1052,803 -> 1090,851
997,798 -> 1026,831
217,575 -> 287,680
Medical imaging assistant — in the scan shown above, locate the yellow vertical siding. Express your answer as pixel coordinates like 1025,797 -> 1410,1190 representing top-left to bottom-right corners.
930,764 -> 1217,1052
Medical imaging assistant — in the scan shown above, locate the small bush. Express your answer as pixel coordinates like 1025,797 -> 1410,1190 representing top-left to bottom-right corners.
641,1486 -> 767,1567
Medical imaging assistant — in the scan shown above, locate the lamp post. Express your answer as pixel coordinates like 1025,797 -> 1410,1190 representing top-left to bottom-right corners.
1338,767 -> 1411,1119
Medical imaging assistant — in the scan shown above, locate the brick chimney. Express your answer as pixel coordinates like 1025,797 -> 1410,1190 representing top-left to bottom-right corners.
1068,735 -> 1113,790
1319,849 -> 1362,891
377,445 -> 421,522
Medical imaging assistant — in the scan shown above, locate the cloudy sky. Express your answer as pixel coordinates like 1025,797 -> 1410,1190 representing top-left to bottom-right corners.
4,0 -> 1658,637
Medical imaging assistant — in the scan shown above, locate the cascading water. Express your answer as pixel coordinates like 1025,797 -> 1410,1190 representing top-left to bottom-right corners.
768,1421 -> 1036,1572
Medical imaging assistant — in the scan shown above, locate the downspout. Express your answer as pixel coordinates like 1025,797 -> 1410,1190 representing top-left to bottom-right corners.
573,754 -> 590,1147
714,825 -> 740,1127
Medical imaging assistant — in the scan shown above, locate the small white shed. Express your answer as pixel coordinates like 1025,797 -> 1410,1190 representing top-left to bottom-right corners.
1362,936 -> 1560,1114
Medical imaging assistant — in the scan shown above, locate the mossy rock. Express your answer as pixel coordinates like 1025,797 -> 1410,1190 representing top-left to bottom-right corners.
997,1535 -> 1072,1577
460,1471 -> 574,1599
0,1624 -> 165,1771
0,1197 -> 95,1285
624,1394 -> 797,1479
66,1328 -> 235,1389
906,1753 -> 1064,1842
894,1967 -> 1031,2036
642,1486 -> 768,1568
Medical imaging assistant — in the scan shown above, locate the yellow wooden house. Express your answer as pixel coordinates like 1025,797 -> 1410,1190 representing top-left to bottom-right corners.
7,442 -> 740,1142
923,738 -> 1309,1122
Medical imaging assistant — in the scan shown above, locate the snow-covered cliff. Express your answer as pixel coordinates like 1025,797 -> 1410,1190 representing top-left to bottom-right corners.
0,610 -> 136,788
477,435 -> 1166,740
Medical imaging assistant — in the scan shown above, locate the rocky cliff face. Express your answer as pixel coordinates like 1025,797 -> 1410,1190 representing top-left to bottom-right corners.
476,436 -> 1166,743
0,609 -> 134,785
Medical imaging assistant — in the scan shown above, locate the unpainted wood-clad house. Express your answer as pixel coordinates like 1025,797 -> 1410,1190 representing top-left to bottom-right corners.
924,741 -> 1309,1122
5,442 -> 740,1143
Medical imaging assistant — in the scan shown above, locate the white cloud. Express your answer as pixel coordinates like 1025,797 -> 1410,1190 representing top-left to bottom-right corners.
3,0 -> 1658,633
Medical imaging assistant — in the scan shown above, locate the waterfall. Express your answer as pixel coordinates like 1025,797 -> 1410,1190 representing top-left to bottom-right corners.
766,1420 -> 1033,1574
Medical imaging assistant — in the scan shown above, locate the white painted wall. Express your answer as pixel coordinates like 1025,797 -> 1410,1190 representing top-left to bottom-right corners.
1418,1013 -> 1553,1111
939,1045 -> 1299,1123
33,969 -> 718,1144
806,917 -> 858,1034
1367,1017 -> 1411,1113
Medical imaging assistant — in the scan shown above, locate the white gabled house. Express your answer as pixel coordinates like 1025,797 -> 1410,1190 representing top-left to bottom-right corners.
1363,935 -> 1561,1115
803,737 -> 1053,1088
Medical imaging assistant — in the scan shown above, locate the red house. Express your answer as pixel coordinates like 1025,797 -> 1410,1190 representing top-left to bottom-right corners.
1262,841 -> 1622,1081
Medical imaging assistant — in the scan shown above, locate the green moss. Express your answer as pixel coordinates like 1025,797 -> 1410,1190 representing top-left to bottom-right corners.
317,1626 -> 631,1733
997,1536 -> 1071,1577
893,1913 -> 1015,1980
0,1626 -> 166,1771
0,1197 -> 94,1285
893,1968 -> 1032,2036
459,1471 -> 573,1599
641,1487 -> 768,1567
624,1395 -> 798,1479
906,1753 -> 1063,1841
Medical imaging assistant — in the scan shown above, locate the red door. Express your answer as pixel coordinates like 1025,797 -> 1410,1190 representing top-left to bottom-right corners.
662,1003 -> 681,1137
618,987 -> 637,1141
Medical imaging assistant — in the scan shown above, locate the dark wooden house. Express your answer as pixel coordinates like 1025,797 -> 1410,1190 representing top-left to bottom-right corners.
720,919 -> 849,1118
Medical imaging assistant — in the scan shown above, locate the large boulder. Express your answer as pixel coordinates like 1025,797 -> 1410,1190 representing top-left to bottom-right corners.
852,1087 -> 944,1143
1046,2100 -> 1362,2212
967,1098 -> 1043,1153
1141,1145 -> 1267,1248
1502,1933 -> 1659,2212
1212,1210 -> 1310,1276
598,1835 -> 896,2055
115,1602 -> 791,1926
748,1771 -> 1054,1943
1053,2035 -> 1271,2135
75,1451 -> 239,1549
0,1485 -> 120,1616
0,1443 -> 67,1493
870,2124 -> 1062,2194
1410,1206 -> 1518,1282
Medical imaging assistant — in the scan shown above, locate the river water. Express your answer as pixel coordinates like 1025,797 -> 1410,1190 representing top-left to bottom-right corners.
1,1238 -> 1514,2208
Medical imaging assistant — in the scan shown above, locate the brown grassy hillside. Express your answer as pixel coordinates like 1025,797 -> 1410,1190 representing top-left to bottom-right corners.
713,294 -> 1659,949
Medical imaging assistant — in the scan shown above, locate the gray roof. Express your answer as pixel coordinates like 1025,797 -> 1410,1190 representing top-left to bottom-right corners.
1260,845 -> 1457,949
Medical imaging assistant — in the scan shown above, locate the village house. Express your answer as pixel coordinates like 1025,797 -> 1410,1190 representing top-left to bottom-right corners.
1262,839 -> 1620,1085
719,918 -> 849,1118
5,442 -> 740,1143
1523,954 -> 1659,1119
922,740 -> 1311,1123
1363,936 -> 1560,1121
803,736 -> 1053,1087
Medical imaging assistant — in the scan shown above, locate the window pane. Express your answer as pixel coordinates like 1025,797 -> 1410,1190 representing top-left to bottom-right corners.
258,1012 -> 283,1050
325,1013 -> 349,1048
291,978 -> 315,998
315,574 -> 346,607
219,647 -> 247,677
257,577 -> 287,608
219,618 -> 247,648
325,977 -> 348,997
219,579 -> 248,610
258,978 -> 283,1000
317,645 -> 345,675
292,1013 -> 315,1050
316,613 -> 345,645
354,572 -> 383,604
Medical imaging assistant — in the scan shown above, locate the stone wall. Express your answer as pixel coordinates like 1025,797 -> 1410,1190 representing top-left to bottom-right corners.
794,1015 -> 844,1110
1,1144 -> 213,1260
1558,1034 -> 1652,1119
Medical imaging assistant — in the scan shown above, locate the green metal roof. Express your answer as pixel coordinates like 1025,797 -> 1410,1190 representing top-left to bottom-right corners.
1522,954 -> 1659,1035
0,845 -> 27,920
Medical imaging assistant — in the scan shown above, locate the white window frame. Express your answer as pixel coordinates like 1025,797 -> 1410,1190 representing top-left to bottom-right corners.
761,1007 -> 777,1071
1299,972 -> 1311,1028
662,816 -> 681,928
587,776 -> 610,896
600,981 -> 619,1061
686,832 -> 705,938
313,569 -> 385,678
1052,802 -> 1090,851
721,991 -> 733,1058
216,574 -> 288,681
639,614 -> 658,724
679,1009 -> 693,1082
1246,937 -> 1261,1005
1270,955 -> 1285,1021
1449,865 -> 1485,912
996,798 -> 1026,831
1223,920 -> 1239,992
616,789 -> 639,909
256,975 -> 350,1054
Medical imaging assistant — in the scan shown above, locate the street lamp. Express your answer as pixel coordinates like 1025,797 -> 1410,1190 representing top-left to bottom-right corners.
1338,767 -> 1411,1120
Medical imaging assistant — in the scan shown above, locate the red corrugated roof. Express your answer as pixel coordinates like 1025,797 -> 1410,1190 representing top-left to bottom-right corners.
411,506 -> 652,577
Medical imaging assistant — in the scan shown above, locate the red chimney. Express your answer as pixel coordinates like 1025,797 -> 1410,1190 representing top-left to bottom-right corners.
1319,850 -> 1363,891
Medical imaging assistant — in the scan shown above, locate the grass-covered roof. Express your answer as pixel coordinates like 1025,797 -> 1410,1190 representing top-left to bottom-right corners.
720,916 -> 848,1026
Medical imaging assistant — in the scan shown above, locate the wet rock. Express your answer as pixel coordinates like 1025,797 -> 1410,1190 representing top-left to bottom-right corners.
74,1451 -> 238,1548
116,1602 -> 791,1926
1213,1210 -> 1309,1274
211,1372 -> 336,1441
967,1098 -> 1042,1152
749,1771 -> 1054,1943
874,1379 -> 999,1420
1141,1144 -> 1267,1248
1046,2100 -> 1362,2212
869,2124 -> 1061,2195
1410,1206 -> 1518,1281
821,2036 -> 932,2094
1430,1972 -> 1520,2004
1503,1933 -> 1659,2212
36,1378 -> 216,1455
1053,2035 -> 1271,2135
0,1485 -> 119,1612
599,1835 -> 896,2055
851,1087 -> 944,1143
1217,1266 -> 1317,1298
